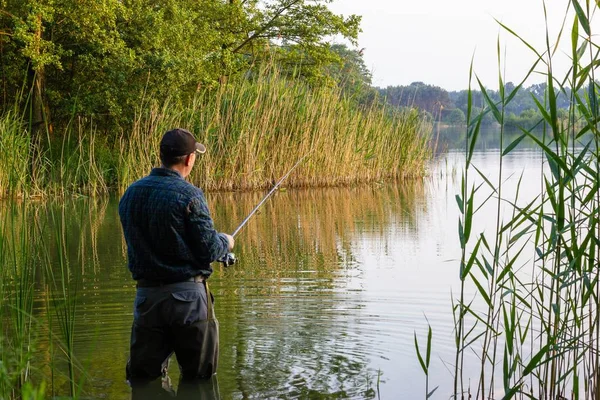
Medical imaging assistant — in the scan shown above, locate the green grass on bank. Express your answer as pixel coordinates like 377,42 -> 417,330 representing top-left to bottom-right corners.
0,69 -> 432,198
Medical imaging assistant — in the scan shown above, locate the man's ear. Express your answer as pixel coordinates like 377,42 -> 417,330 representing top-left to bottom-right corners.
185,154 -> 194,167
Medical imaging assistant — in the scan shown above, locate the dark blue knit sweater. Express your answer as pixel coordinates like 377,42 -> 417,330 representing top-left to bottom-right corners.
119,168 -> 229,282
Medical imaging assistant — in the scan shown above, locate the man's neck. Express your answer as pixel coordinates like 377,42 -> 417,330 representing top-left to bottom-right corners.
161,164 -> 187,178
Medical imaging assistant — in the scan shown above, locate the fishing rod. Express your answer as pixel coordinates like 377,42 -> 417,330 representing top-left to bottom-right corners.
218,155 -> 308,267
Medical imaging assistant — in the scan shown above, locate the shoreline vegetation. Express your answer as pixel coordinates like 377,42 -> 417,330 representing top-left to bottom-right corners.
0,67 -> 433,199
0,0 -> 433,200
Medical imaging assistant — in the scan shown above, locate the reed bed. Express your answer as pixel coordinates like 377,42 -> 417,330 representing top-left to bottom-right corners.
121,67 -> 432,192
0,202 -> 37,399
423,1 -> 600,399
0,68 -> 432,198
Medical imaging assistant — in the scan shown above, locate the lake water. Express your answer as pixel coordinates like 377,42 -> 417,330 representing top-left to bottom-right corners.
2,135 -> 548,399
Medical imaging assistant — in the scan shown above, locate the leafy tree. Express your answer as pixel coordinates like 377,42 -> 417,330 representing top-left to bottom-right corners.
321,44 -> 377,104
0,0 -> 361,127
230,0 -> 360,79
443,108 -> 466,125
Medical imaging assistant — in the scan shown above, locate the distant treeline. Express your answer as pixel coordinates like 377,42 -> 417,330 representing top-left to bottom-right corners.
379,81 -> 578,127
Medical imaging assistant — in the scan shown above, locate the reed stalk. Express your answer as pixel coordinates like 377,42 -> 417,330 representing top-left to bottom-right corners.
41,206 -> 81,398
446,1 -> 600,398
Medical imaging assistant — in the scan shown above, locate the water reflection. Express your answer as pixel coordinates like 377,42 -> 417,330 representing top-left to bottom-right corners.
208,183 -> 427,399
131,375 -> 221,400
436,124 -> 594,151
0,179 -> 430,399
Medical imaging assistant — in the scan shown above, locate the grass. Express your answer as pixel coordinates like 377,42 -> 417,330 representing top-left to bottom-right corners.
421,1 -> 600,398
0,66 -> 432,199
0,111 -> 30,197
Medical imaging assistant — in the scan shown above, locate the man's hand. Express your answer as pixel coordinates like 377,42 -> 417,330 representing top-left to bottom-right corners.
223,233 -> 235,250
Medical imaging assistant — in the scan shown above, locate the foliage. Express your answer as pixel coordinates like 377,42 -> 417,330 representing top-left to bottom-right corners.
0,0 -> 361,125
0,111 -> 30,196
325,44 -> 376,104
442,108 -> 465,125
381,80 -> 579,127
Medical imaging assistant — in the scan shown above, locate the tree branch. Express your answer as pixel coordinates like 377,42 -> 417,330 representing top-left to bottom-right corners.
231,0 -> 302,54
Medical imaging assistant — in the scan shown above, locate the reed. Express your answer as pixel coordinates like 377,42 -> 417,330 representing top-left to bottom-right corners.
0,111 -> 31,197
38,205 -> 86,398
1,66 -> 432,198
0,201 -> 46,399
415,322 -> 437,399
0,199 -> 99,399
445,1 -> 600,398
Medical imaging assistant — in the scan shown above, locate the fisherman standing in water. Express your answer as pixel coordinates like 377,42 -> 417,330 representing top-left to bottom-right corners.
119,128 -> 234,388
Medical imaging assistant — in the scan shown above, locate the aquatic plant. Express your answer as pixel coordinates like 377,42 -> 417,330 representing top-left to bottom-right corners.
0,66 -> 432,198
445,1 -> 600,398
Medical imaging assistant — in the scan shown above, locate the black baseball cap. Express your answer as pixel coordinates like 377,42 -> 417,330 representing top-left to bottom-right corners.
160,128 -> 206,157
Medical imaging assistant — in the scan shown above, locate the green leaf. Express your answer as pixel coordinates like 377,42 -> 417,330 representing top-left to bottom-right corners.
572,0 -> 590,36
523,129 -> 570,179
502,134 -> 526,156
502,384 -> 521,400
461,238 -> 481,280
463,185 -> 475,244
522,344 -> 551,375
495,18 -> 542,59
427,386 -> 439,399
414,332 -> 427,374
470,273 -> 491,307
466,116 -> 483,167
477,77 -> 502,122
426,324 -> 432,367
571,14 -> 579,64
455,194 -> 464,214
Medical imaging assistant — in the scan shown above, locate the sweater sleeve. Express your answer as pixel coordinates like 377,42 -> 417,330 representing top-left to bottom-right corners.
186,194 -> 230,264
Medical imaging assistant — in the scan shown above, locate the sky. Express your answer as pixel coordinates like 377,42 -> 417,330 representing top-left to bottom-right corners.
328,0 -> 585,91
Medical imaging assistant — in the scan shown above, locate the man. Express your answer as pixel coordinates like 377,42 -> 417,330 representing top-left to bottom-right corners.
119,128 -> 234,384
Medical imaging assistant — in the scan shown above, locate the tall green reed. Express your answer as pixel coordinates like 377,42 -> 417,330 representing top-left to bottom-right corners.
448,1 -> 600,399
415,322 -> 438,399
37,204 -> 88,398
0,201 -> 54,400
0,202 -> 36,398
0,112 -> 31,197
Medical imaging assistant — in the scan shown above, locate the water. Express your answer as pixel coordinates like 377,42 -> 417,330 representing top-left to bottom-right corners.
2,143 -> 547,399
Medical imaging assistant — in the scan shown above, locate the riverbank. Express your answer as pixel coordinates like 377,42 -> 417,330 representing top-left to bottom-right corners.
0,71 -> 432,199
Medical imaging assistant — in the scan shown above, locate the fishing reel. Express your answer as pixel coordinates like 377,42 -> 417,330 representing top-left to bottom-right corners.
218,252 -> 237,267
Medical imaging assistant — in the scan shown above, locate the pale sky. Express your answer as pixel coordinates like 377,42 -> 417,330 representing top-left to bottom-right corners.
329,0 -> 587,91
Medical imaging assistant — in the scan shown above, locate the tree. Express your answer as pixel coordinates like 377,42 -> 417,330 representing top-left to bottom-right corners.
443,108 -> 466,125
0,0 -> 361,127
227,0 -> 360,83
